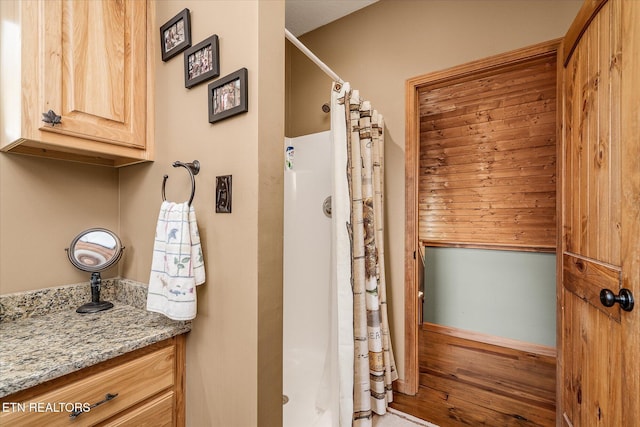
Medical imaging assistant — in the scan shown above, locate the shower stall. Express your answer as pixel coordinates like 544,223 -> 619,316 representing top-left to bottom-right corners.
283,29 -> 397,427
283,131 -> 338,427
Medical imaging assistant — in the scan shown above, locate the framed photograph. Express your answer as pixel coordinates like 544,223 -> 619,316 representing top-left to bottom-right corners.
208,68 -> 248,124
184,35 -> 220,89
160,8 -> 191,61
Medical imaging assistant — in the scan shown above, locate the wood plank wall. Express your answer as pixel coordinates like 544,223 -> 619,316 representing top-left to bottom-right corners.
401,40 -> 561,424
392,324 -> 557,426
418,55 -> 557,251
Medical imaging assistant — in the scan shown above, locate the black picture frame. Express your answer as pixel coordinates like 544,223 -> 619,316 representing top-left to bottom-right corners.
208,68 -> 248,124
184,35 -> 220,89
160,9 -> 191,62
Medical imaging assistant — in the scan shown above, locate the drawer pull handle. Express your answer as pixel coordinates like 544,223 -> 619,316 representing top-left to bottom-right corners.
69,393 -> 118,419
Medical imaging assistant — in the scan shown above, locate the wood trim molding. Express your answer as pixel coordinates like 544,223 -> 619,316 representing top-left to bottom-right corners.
562,0 -> 608,66
620,1 -> 640,422
555,40 -> 566,427
175,334 -> 186,427
421,240 -> 555,253
401,73 -> 420,396
407,39 -> 562,91
144,0 -> 155,164
404,39 -> 561,398
421,322 -> 556,358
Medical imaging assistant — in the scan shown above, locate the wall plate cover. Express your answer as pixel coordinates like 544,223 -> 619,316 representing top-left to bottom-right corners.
215,175 -> 232,213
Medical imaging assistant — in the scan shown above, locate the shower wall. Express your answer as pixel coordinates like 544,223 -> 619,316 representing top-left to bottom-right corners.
283,131 -> 336,427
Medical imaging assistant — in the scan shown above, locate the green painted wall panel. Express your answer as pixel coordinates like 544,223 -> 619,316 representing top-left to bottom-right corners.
423,247 -> 556,347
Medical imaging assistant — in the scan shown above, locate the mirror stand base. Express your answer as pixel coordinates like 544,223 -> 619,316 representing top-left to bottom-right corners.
76,301 -> 114,314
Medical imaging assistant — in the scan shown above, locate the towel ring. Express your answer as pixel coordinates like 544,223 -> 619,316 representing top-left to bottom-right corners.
162,160 -> 200,206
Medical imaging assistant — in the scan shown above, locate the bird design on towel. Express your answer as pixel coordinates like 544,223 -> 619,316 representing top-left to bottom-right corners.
168,228 -> 179,241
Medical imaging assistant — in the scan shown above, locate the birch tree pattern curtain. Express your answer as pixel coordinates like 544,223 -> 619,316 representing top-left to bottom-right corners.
331,82 -> 398,426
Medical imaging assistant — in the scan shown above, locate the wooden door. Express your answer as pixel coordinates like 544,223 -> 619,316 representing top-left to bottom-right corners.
40,0 -> 147,149
560,0 -> 639,425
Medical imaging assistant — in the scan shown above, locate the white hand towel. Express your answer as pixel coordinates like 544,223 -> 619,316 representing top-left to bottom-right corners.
147,201 -> 205,320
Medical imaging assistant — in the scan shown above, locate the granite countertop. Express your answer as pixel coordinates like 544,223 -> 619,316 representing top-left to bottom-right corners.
0,279 -> 191,398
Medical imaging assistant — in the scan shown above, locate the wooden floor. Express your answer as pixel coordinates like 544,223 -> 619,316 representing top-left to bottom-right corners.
391,324 -> 556,426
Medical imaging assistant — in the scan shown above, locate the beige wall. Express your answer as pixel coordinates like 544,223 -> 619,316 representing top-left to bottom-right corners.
2,1 -> 283,426
286,0 -> 582,382
119,1 -> 283,426
0,155 -> 119,293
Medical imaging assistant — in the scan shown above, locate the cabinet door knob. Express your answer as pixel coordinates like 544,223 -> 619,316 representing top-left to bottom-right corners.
42,110 -> 62,126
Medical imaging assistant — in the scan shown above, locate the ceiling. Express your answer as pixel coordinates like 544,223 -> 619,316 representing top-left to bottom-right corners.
285,0 -> 379,37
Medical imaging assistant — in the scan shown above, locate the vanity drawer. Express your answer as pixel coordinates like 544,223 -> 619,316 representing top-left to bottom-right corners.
98,391 -> 174,427
0,345 -> 175,426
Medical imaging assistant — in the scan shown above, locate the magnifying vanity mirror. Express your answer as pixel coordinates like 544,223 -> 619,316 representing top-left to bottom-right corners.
66,228 -> 124,313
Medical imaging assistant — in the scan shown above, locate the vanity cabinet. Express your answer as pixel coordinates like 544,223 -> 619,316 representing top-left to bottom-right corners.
0,0 -> 155,167
0,336 -> 185,427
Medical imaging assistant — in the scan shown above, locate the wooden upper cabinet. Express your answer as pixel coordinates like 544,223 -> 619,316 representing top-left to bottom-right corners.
0,0 -> 155,167
43,1 -> 147,148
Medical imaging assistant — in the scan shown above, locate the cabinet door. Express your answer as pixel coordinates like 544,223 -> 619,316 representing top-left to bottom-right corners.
40,0 -> 147,149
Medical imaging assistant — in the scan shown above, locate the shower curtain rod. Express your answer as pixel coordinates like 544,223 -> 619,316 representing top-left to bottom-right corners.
285,28 -> 344,84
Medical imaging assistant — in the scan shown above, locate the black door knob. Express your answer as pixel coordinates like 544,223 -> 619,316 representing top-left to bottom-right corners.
600,288 -> 634,312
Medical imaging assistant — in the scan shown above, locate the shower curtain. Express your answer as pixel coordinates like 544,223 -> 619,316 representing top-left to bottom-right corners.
331,82 -> 398,427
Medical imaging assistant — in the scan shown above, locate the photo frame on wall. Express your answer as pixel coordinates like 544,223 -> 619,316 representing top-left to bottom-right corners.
184,35 -> 220,89
160,8 -> 191,61
208,68 -> 248,124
